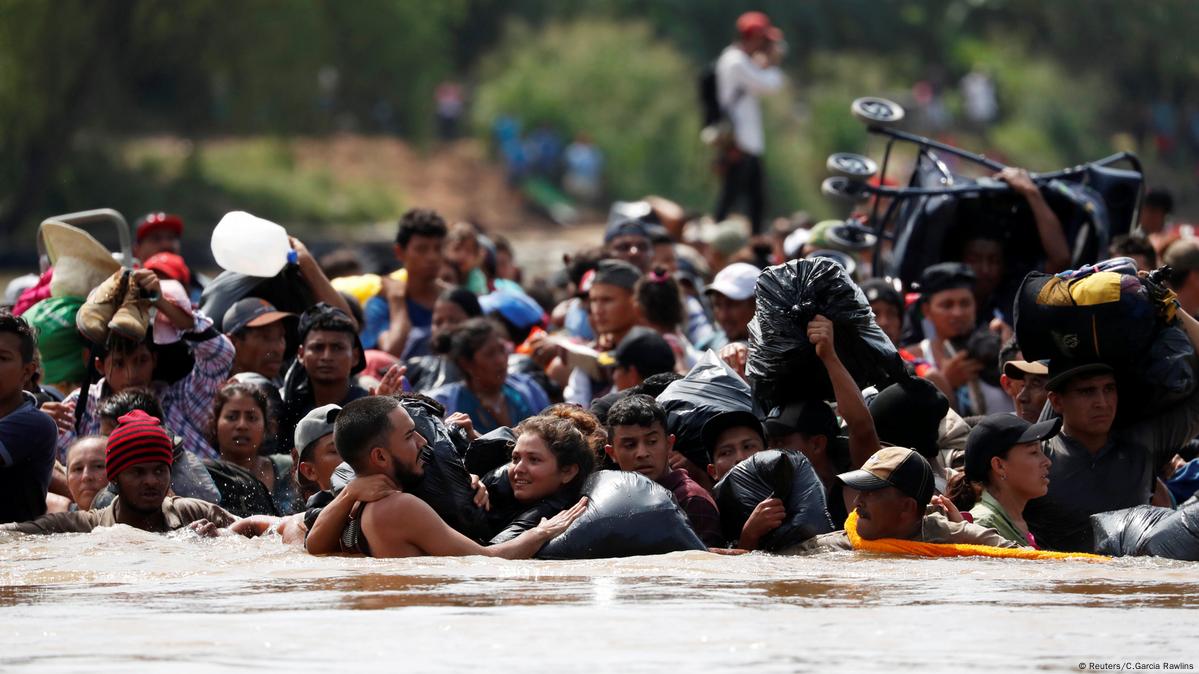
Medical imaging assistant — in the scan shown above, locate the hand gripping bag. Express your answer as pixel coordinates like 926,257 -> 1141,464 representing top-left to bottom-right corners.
747,259 -> 904,410
711,449 -> 835,550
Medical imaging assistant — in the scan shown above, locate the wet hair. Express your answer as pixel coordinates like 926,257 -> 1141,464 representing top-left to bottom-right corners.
606,394 -> 668,438
395,208 -> 448,248
1144,188 -> 1174,214
1110,233 -> 1158,268
335,396 -> 401,471
544,403 -> 608,459
634,267 -> 684,330
440,287 -> 483,318
0,310 -> 36,363
207,381 -> 271,448
98,388 -> 164,426
515,414 -> 595,494
442,318 -> 502,374
318,248 -> 364,280
626,372 -> 682,398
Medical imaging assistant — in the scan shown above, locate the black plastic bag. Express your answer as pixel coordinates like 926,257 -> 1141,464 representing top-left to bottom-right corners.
1144,500 -> 1199,561
464,426 -> 517,476
401,398 -> 491,542
747,259 -> 904,410
711,449 -> 834,551
537,470 -> 707,559
1090,505 -> 1172,556
656,351 -> 759,467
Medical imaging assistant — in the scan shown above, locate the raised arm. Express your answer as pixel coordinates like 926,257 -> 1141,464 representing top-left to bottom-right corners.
997,168 -> 1070,273
807,315 -> 880,469
291,236 -> 359,330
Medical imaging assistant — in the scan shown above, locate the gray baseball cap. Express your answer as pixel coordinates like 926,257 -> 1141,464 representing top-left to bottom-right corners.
294,404 -> 341,459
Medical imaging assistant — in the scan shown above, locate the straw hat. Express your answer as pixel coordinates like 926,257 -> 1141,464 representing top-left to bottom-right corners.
40,221 -> 121,299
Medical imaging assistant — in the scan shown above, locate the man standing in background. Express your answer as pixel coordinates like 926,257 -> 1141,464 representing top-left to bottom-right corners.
713,11 -> 786,235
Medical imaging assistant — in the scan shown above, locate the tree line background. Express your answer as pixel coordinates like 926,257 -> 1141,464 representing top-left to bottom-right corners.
1,0 -> 1196,247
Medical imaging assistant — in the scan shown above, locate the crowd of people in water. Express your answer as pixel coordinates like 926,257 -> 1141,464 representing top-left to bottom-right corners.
2,9 -> 1198,561
0,184 -> 1195,561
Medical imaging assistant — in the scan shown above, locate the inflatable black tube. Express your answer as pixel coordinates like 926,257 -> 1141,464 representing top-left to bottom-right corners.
536,470 -> 707,559
656,351 -> 761,468
711,449 -> 835,551
464,426 -> 517,476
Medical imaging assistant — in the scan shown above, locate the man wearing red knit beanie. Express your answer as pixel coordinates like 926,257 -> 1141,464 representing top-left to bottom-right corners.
2,411 -> 235,534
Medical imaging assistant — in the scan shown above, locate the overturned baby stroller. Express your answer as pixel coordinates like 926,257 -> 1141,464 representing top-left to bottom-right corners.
820,96 -> 1144,288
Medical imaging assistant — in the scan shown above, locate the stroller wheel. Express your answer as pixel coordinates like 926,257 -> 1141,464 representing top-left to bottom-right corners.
827,153 -> 878,179
821,177 -> 869,204
827,221 -> 878,251
851,97 -> 905,125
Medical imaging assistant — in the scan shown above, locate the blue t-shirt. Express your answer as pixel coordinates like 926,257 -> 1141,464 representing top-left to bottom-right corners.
0,393 -> 59,524
362,295 -> 434,359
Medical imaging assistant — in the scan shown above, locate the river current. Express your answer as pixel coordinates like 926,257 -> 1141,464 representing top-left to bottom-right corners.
2,526 -> 1197,673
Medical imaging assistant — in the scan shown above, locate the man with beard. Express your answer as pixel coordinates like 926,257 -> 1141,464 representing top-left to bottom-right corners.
305,396 -> 584,558
2,411 -> 235,534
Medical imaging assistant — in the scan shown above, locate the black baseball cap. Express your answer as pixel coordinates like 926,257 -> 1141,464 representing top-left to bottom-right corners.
701,409 -> 766,461
764,399 -> 839,439
837,446 -> 935,508
1046,359 -> 1115,392
859,278 -> 903,313
964,414 -> 1061,482
222,298 -> 297,335
597,327 -> 676,378
915,262 -> 976,297
867,378 -> 949,458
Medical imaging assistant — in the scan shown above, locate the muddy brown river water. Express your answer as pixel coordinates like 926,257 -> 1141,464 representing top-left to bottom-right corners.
2,526 -> 1197,673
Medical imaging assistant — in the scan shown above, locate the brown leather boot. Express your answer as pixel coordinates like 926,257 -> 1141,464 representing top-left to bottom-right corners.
75,270 -> 125,344
108,273 -> 151,342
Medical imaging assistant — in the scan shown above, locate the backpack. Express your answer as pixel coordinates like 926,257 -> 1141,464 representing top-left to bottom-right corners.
698,62 -> 722,127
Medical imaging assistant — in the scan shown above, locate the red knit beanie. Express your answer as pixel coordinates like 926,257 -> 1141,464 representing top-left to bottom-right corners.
106,410 -> 175,481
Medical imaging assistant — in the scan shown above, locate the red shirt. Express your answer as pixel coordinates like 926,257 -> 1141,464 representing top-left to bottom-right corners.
658,468 -> 723,547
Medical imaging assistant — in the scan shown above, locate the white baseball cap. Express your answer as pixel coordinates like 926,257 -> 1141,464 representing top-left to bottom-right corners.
705,262 -> 761,301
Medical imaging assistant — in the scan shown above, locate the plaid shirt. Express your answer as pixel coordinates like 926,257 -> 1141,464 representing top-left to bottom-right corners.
56,311 -> 235,463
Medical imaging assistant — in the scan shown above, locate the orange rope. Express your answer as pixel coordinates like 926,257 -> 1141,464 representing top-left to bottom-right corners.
844,510 -> 1109,561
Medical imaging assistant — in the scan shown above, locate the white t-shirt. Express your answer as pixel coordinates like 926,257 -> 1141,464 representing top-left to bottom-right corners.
715,46 -> 784,156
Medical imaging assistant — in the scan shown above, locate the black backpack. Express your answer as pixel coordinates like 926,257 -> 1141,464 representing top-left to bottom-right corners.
698,62 -> 722,127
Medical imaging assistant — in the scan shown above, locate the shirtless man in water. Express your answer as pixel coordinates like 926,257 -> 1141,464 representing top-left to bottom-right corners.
306,396 -> 585,558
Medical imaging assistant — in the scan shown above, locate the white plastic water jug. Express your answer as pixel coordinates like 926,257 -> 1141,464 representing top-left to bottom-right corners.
210,211 -> 293,277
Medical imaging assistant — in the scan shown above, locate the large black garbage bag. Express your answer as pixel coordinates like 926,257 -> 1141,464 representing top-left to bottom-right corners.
711,450 -> 834,551
656,351 -> 759,467
464,426 -> 517,476
747,258 -> 904,410
537,471 -> 707,559
400,398 -> 491,541
199,267 -> 316,332
1144,500 -> 1199,561
1090,505 -> 1173,556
